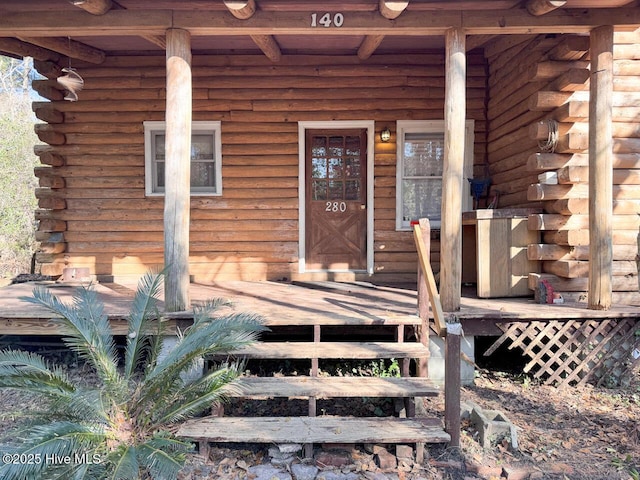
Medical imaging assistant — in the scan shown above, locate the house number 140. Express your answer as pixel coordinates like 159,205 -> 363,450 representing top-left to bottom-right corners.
311,12 -> 344,28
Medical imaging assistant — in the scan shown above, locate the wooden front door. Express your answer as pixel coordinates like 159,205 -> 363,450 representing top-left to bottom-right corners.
305,129 -> 367,271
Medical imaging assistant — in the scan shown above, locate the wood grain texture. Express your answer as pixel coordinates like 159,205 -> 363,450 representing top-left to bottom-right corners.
33,52 -> 488,282
233,376 -> 440,398
588,25 -> 614,310
440,27 -> 466,312
164,28 -> 192,311
227,341 -> 430,359
177,416 -> 449,444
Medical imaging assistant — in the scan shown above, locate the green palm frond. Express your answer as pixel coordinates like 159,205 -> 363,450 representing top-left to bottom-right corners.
0,349 -> 75,397
24,287 -> 121,387
0,421 -> 104,480
151,363 -> 243,426
124,271 -> 164,379
43,461 -> 91,480
139,313 -> 263,415
137,434 -> 192,480
49,388 -> 111,425
191,298 -> 232,322
107,444 -> 139,480
149,313 -> 264,381
6,273 -> 265,479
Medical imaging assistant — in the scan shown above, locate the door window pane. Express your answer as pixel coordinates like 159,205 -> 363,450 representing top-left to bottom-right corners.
312,158 -> 327,179
328,180 -> 344,200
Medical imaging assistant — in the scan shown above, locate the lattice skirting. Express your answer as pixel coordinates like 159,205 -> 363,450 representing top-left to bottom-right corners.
485,319 -> 640,387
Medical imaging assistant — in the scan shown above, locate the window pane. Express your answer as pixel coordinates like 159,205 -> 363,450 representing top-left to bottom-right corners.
345,157 -> 360,178
313,180 -> 327,200
328,180 -> 343,200
312,157 -> 327,179
345,180 -> 360,200
154,134 -> 165,160
312,136 -> 327,157
403,133 -> 444,177
156,161 -> 165,188
345,135 -> 360,156
192,134 -> 214,159
329,136 -> 344,157
402,178 -> 442,222
191,161 -> 215,188
329,158 -> 343,178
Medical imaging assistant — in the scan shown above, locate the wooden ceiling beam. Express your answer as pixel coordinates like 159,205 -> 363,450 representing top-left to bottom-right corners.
0,8 -> 639,37
223,0 -> 282,62
249,34 -> 282,61
379,0 -> 409,20
526,0 -> 567,16
358,35 -> 385,60
18,36 -> 106,64
141,34 -> 167,49
465,34 -> 495,51
0,37 -> 61,62
68,0 -> 113,16
223,0 -> 256,20
358,1 -> 409,59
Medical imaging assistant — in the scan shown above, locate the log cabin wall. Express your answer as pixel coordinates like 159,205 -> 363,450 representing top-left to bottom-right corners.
32,53 -> 488,284
486,31 -> 640,305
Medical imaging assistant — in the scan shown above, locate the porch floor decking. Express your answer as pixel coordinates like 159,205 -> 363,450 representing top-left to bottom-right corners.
0,280 -> 638,336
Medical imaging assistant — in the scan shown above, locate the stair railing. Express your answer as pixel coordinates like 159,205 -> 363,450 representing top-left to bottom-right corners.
413,218 -> 461,447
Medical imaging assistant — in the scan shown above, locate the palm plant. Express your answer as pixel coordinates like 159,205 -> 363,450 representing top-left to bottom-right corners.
0,272 -> 264,479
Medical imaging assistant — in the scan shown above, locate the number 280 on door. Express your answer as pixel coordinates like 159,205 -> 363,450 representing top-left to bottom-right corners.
326,201 -> 347,213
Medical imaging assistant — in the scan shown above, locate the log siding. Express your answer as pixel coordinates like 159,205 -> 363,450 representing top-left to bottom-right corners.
34,53 -> 488,283
486,31 -> 640,305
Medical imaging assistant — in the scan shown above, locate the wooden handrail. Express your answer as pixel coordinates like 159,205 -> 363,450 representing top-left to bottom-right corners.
413,222 -> 446,337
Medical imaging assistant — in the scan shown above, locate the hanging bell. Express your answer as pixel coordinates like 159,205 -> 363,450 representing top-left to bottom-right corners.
57,67 -> 84,102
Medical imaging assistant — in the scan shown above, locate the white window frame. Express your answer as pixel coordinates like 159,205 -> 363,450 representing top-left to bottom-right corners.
143,120 -> 222,197
395,120 -> 474,230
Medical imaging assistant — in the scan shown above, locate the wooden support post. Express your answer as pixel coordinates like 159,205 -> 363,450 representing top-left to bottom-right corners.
440,28 -> 466,312
588,25 -> 614,311
305,324 -> 321,458
417,218 -> 430,378
444,322 -> 461,448
164,28 -> 192,312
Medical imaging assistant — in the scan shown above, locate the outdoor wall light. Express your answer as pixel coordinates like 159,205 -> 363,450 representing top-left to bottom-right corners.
380,127 -> 391,142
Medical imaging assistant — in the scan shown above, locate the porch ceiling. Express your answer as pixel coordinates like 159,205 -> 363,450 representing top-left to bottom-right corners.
0,0 -> 638,61
72,34 -> 448,56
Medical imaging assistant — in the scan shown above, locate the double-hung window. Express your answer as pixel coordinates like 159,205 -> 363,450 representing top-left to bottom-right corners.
144,121 -> 222,196
396,120 -> 474,230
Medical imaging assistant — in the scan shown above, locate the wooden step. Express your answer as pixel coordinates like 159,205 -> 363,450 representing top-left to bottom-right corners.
228,342 -> 430,359
177,416 -> 450,444
234,376 -> 440,399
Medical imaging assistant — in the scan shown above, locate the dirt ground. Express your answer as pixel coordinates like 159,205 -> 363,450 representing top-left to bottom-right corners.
1,359 -> 638,479
439,370 -> 640,479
